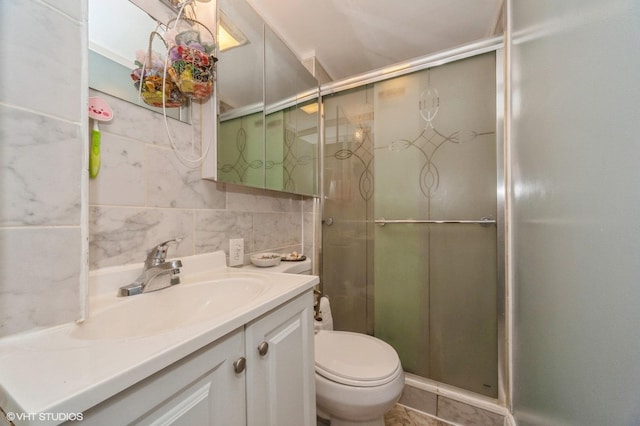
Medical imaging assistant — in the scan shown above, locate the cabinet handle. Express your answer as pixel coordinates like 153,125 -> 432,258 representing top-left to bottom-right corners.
257,341 -> 269,356
233,357 -> 246,373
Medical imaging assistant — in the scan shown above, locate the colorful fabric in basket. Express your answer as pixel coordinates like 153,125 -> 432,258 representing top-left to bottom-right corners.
168,44 -> 215,99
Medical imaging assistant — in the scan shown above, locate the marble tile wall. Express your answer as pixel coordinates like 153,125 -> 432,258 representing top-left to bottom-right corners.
0,1 -> 86,337
88,91 -> 314,270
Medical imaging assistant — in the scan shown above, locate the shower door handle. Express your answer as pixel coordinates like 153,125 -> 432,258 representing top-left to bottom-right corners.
323,217 -> 334,226
375,217 -> 496,225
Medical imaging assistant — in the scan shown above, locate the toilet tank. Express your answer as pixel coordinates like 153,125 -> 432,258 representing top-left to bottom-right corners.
243,257 -> 312,275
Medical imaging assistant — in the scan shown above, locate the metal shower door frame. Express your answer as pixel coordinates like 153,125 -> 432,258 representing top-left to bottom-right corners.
316,37 -> 507,406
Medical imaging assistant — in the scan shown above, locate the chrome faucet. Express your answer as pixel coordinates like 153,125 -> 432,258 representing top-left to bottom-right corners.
118,238 -> 184,297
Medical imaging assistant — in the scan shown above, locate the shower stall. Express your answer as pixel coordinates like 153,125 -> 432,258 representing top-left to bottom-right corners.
320,45 -> 503,399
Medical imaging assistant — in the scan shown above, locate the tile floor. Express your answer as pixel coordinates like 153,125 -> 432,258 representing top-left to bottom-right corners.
384,404 -> 455,426
317,403 -> 455,426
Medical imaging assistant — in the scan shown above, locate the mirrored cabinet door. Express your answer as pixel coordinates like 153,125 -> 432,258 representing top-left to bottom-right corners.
215,0 -> 319,196
216,0 -> 265,189
264,26 -> 319,195
285,98 -> 319,196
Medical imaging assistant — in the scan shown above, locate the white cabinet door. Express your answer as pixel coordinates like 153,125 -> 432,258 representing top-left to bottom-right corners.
80,328 -> 246,426
245,292 -> 316,426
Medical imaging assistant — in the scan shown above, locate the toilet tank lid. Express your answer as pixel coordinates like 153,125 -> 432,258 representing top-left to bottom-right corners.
243,257 -> 311,274
278,258 -> 311,274
315,330 -> 401,386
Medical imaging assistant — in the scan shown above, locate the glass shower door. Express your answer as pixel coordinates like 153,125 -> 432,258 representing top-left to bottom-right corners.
321,52 -> 498,398
373,53 -> 498,397
322,86 -> 375,334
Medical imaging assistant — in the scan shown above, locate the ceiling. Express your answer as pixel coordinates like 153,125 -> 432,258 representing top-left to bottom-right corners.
246,0 -> 504,82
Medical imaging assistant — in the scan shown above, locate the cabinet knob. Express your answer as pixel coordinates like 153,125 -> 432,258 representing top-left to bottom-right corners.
233,357 -> 246,373
257,341 -> 269,356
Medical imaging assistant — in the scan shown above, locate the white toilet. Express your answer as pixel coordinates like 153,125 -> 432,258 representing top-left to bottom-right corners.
250,258 -> 404,426
314,329 -> 405,426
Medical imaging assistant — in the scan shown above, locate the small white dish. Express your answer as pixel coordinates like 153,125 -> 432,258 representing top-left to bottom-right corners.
250,253 -> 282,267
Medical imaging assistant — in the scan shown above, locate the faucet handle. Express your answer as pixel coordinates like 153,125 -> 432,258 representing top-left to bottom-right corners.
145,237 -> 183,267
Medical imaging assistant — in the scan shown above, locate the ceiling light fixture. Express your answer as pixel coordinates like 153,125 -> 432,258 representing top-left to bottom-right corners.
300,102 -> 319,115
218,11 -> 248,52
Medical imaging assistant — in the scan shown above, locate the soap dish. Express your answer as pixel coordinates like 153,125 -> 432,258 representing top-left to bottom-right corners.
250,253 -> 282,267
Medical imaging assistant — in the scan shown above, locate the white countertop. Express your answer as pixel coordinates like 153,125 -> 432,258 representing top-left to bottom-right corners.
0,251 -> 318,425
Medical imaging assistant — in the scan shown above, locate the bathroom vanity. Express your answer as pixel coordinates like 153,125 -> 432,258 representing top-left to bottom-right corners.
0,252 -> 318,426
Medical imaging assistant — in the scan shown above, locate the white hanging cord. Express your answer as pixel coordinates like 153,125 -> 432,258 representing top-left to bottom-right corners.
160,0 -> 213,166
138,21 -> 167,105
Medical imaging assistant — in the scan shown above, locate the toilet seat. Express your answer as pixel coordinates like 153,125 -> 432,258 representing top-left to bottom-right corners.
315,330 -> 401,387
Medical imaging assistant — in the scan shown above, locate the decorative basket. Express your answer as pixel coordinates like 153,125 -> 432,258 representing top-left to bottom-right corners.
135,73 -> 185,108
168,44 -> 216,99
167,18 -> 217,100
131,31 -> 186,108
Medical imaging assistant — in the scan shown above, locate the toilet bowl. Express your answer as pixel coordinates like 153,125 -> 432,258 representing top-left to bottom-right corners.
314,330 -> 404,426
245,257 -> 404,425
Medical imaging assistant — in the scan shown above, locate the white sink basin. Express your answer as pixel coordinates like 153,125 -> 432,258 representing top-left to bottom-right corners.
72,276 -> 269,340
